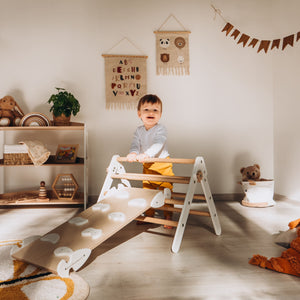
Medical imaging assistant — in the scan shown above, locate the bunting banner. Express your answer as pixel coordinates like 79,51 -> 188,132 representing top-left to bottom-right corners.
154,30 -> 190,75
212,5 -> 300,53
102,54 -> 147,109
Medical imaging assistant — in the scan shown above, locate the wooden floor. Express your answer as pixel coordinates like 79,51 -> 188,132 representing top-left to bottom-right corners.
0,195 -> 300,299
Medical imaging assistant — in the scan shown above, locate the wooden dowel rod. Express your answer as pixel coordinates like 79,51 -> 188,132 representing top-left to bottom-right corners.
135,216 -> 178,227
188,210 -> 210,217
171,192 -> 206,201
165,198 -> 185,205
156,205 -> 210,217
111,173 -> 190,184
153,30 -> 191,34
117,157 -> 195,164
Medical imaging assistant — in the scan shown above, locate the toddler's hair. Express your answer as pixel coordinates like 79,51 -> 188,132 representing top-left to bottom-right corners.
137,94 -> 162,111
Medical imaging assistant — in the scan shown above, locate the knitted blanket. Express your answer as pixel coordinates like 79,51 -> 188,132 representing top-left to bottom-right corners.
249,218 -> 300,276
20,140 -> 50,166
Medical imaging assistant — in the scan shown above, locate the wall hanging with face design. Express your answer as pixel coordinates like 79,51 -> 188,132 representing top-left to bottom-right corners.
155,31 -> 190,76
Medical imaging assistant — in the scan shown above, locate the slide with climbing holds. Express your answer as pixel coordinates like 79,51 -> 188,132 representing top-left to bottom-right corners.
12,187 -> 164,277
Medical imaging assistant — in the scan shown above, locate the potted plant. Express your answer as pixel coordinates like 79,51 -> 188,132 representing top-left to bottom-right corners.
47,87 -> 80,126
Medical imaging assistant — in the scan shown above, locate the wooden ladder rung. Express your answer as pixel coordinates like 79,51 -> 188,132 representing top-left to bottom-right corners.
165,198 -> 185,205
171,192 -> 206,201
135,216 -> 178,227
111,173 -> 190,184
117,157 -> 195,164
156,205 -> 210,217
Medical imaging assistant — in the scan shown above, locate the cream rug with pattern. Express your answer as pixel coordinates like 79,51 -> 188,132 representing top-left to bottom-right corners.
0,240 -> 89,299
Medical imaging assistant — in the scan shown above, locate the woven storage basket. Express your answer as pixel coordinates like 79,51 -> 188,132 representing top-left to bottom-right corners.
3,144 -> 33,165
4,153 -> 32,165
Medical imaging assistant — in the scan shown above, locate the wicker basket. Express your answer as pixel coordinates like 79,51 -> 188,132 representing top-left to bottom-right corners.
4,153 -> 32,165
3,144 -> 33,165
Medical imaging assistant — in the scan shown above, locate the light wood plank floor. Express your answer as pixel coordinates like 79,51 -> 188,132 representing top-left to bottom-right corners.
0,195 -> 299,300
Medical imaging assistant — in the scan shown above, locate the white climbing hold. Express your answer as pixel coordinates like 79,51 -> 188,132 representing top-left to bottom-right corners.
128,198 -> 147,207
108,212 -> 126,222
40,233 -> 60,244
81,228 -> 103,240
68,217 -> 88,226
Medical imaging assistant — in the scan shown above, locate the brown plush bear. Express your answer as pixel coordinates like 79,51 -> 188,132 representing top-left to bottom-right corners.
240,164 -> 260,181
0,95 -> 24,126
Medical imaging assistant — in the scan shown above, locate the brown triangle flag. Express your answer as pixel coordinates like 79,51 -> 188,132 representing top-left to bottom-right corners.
257,40 -> 270,53
271,39 -> 280,50
248,38 -> 259,48
297,32 -> 300,42
222,23 -> 234,36
282,34 -> 294,50
237,34 -> 250,47
231,29 -> 240,40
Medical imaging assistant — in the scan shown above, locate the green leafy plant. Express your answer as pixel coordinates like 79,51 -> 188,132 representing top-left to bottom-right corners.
47,87 -> 80,117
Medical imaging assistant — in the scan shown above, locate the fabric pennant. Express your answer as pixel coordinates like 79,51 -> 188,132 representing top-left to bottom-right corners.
282,34 -> 294,50
257,40 -> 271,53
237,34 -> 250,47
248,38 -> 259,48
271,39 -> 280,50
230,29 -> 240,40
222,23 -> 234,36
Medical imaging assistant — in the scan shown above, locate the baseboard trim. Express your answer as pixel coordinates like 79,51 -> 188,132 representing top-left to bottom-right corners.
88,193 -> 288,205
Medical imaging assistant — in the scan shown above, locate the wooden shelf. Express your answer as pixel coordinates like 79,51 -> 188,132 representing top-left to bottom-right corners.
0,122 -> 88,208
0,190 -> 84,207
0,122 -> 84,131
0,156 -> 84,167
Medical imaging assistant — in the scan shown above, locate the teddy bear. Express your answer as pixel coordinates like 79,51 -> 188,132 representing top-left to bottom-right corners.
240,164 -> 261,181
0,95 -> 24,126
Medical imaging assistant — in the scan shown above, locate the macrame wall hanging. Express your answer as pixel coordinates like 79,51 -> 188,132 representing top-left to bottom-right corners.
154,14 -> 190,75
212,4 -> 300,53
102,38 -> 148,109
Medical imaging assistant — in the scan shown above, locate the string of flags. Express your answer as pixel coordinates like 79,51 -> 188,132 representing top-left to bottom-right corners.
212,4 -> 300,53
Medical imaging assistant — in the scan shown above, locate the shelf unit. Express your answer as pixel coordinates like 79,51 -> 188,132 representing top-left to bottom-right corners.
0,122 -> 88,208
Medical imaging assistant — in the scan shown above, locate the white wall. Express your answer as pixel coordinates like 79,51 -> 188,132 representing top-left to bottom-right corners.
272,0 -> 300,201
1,0 -> 294,198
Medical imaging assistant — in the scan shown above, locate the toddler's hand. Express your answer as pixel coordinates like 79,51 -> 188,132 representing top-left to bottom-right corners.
136,153 -> 149,163
127,153 -> 137,162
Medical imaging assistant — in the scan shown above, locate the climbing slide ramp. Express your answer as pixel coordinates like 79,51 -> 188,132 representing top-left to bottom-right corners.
12,187 -> 164,277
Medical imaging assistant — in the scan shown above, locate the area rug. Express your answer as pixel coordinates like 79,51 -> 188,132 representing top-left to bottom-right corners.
0,239 -> 89,299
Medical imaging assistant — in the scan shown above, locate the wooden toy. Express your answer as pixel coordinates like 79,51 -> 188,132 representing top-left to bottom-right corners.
12,155 -> 221,277
37,181 -> 49,202
100,155 -> 221,253
52,174 -> 79,200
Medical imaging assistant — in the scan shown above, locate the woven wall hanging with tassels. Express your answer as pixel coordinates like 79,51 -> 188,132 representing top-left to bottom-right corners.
154,14 -> 190,76
102,38 -> 148,109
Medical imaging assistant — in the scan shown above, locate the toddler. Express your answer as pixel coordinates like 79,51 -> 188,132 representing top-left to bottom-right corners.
127,94 -> 174,228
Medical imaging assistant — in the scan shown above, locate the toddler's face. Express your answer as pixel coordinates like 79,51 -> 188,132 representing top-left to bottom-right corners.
138,102 -> 162,130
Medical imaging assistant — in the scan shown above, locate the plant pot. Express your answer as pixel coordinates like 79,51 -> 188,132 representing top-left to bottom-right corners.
53,113 -> 71,126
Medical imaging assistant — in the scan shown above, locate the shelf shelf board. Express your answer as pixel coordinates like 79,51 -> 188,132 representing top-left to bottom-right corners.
0,190 -> 84,207
0,122 -> 85,131
0,156 -> 84,167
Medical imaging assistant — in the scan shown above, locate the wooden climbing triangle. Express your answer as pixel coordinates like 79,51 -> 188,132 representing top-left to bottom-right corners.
100,155 -> 221,253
